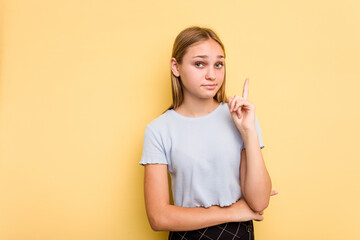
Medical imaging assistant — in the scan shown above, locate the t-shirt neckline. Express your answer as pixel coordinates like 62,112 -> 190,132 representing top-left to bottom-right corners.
169,102 -> 224,120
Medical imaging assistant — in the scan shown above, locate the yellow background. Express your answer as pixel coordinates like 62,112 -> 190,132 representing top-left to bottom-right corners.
1,0 -> 359,239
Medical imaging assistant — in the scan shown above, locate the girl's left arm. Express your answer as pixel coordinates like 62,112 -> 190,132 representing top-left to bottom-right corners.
229,78 -> 273,212
240,131 -> 272,212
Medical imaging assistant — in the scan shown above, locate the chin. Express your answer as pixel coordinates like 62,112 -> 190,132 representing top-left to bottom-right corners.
203,89 -> 219,98
200,93 -> 217,99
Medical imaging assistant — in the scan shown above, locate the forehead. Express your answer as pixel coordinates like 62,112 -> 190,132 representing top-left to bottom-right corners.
184,39 -> 224,58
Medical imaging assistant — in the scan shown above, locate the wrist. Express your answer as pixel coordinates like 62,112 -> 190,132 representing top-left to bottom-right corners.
226,199 -> 246,222
241,129 -> 260,150
239,127 -> 257,138
210,205 -> 234,223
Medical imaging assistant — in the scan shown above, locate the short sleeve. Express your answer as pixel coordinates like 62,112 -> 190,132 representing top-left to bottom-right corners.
139,125 -> 168,166
242,115 -> 265,149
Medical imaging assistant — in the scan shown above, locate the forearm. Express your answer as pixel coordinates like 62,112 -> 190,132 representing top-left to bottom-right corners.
149,204 -> 232,231
242,129 -> 272,212
145,164 -> 244,232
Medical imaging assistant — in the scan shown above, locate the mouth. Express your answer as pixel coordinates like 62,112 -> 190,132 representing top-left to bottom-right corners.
202,84 -> 217,90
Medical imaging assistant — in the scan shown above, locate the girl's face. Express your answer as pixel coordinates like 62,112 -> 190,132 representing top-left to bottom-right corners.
172,39 -> 225,101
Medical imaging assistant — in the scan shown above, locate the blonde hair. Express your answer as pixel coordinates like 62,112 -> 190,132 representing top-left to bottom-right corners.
168,26 -> 228,110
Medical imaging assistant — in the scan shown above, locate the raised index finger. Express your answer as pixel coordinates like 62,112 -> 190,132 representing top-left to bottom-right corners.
242,78 -> 249,99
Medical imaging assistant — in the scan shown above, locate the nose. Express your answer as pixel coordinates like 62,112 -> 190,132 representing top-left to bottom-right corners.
205,67 -> 216,80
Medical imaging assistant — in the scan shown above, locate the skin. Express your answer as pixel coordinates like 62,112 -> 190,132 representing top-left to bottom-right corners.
171,39 -> 225,117
144,39 -> 278,231
229,79 -> 275,212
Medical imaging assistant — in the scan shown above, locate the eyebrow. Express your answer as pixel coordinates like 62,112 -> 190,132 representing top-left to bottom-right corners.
192,55 -> 224,59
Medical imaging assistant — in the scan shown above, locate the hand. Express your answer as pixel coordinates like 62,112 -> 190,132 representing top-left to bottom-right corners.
229,190 -> 279,222
228,198 -> 264,222
228,78 -> 256,133
270,190 -> 279,196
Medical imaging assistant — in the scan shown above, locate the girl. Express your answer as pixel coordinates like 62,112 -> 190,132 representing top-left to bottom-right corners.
140,26 -> 277,240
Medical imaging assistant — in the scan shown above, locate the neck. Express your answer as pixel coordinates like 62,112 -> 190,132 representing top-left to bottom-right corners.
175,94 -> 220,118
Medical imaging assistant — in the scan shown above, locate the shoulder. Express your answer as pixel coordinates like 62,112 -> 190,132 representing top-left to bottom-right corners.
145,109 -> 173,134
217,102 -> 233,122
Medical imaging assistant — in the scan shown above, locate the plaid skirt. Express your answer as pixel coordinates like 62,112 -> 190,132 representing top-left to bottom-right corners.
168,220 -> 254,240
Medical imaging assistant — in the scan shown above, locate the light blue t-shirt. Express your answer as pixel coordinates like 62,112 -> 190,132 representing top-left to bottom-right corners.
139,102 -> 264,208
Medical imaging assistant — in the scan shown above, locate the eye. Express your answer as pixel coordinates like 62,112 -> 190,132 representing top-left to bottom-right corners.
215,62 -> 224,68
195,62 -> 204,68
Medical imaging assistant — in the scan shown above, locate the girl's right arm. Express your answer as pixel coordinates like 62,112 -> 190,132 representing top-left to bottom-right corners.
144,164 -> 264,232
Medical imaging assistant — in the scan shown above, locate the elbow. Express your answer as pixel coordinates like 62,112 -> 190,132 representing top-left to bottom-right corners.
249,199 -> 270,213
150,223 -> 162,232
252,202 -> 269,213
244,188 -> 272,212
149,217 -> 162,231
148,214 -> 167,232
146,203 -> 170,231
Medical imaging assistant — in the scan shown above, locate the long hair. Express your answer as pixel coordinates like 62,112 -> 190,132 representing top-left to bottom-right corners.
167,26 -> 228,111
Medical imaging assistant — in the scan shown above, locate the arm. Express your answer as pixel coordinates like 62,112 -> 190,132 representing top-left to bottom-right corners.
228,78 -> 272,213
144,164 -> 263,232
240,132 -> 272,212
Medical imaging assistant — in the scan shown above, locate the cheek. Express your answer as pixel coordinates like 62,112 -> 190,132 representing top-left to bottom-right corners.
182,68 -> 202,82
217,70 -> 225,80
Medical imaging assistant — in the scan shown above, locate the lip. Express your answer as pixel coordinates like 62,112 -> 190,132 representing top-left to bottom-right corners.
202,84 -> 217,90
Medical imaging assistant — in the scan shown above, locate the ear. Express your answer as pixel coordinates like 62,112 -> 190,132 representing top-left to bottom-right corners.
170,57 -> 180,77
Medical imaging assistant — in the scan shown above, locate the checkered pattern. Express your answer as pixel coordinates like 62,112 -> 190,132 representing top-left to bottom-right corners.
168,221 -> 254,240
